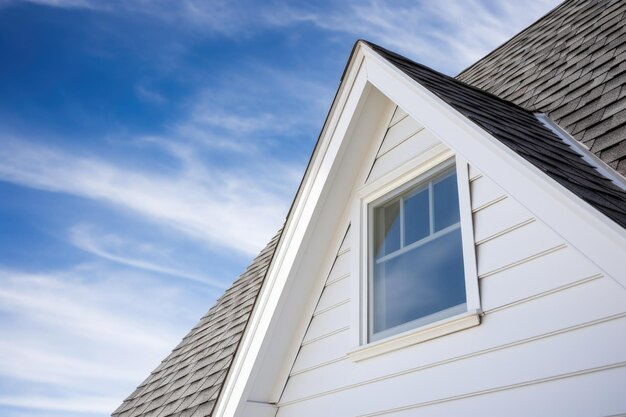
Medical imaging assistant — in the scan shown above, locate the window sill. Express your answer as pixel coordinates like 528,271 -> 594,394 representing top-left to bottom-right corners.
347,309 -> 481,362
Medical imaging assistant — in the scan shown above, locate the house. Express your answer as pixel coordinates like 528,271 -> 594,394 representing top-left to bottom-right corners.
112,1 -> 626,416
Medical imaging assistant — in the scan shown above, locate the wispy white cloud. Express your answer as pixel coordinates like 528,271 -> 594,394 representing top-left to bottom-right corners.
178,66 -> 333,143
0,136 -> 296,256
3,0 -> 560,73
9,0 -> 103,9
69,224 -> 228,289
266,0 -> 561,74
0,395 -> 118,414
2,0 -> 276,37
135,83 -> 166,105
0,265 -> 208,414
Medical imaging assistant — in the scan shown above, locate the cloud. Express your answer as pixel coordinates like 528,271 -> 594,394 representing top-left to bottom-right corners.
266,0 -> 561,74
8,0 -> 103,9
0,136 -> 296,256
3,0 -> 561,72
0,265 -> 209,414
69,224 -> 228,289
2,0 -> 279,38
0,395 -> 118,414
135,84 -> 166,105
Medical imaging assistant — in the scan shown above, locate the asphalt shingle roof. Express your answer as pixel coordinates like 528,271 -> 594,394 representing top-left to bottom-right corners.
366,41 -> 626,228
111,230 -> 281,417
457,0 -> 626,175
112,1 -> 626,416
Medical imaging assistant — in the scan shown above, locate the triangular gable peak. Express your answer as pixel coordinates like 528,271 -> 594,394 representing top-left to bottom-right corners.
213,41 -> 626,417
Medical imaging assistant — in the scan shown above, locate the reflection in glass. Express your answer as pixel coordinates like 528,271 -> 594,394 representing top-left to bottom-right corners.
373,229 -> 465,333
374,201 -> 400,258
433,174 -> 460,232
370,168 -> 466,340
404,188 -> 429,245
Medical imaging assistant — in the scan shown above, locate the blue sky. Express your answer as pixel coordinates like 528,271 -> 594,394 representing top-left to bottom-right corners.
0,0 -> 560,415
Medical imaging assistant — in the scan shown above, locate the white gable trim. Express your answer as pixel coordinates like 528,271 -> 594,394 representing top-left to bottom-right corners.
213,49 -> 372,417
214,42 -> 626,417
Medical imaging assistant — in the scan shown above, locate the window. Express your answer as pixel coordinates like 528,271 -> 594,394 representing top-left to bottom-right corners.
368,167 -> 467,342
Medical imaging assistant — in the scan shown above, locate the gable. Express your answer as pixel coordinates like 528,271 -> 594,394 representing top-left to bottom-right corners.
276,113 -> 626,415
457,0 -> 626,175
113,24 -> 626,417
211,41 -> 626,417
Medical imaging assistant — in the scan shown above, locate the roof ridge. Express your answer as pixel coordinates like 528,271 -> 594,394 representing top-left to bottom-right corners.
456,0 -> 577,78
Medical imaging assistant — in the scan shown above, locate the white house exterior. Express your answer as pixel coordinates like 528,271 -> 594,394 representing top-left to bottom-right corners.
113,2 -> 626,417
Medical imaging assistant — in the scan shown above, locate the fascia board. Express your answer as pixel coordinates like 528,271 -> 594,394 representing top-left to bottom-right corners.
360,43 -> 626,288
214,45 -> 371,417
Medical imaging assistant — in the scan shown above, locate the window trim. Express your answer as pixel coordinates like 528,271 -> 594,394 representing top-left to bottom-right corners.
368,166 -> 464,342
348,154 -> 480,362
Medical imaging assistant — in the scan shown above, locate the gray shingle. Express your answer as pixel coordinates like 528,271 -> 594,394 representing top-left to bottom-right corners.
458,0 -> 626,175
112,230 -> 282,417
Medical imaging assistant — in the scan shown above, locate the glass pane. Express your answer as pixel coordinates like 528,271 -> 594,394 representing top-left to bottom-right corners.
374,201 -> 400,258
372,228 -> 466,334
434,173 -> 460,231
404,188 -> 430,245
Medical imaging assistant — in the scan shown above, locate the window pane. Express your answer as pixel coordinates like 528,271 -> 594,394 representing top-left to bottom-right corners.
372,228 -> 466,334
433,173 -> 460,231
404,188 -> 429,245
374,201 -> 400,258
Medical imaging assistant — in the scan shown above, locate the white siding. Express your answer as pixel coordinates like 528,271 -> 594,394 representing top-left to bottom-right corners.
367,108 -> 440,184
276,111 -> 626,416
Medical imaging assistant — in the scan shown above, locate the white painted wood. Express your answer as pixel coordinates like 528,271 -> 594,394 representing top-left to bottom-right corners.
472,196 -> 534,244
378,366 -> 626,417
456,157 -> 480,313
279,275 -> 626,407
377,115 -> 423,157
279,365 -> 626,417
326,252 -> 350,285
302,301 -> 351,345
480,245 -> 601,312
315,274 -> 350,313
368,129 -> 442,184
468,164 -> 482,181
337,226 -> 351,254
389,106 -> 408,127
469,173 -> 505,211
280,317 -> 626,415
347,311 -> 480,362
475,220 -> 564,278
290,329 -> 351,375
217,56 -> 386,414
241,401 -> 277,417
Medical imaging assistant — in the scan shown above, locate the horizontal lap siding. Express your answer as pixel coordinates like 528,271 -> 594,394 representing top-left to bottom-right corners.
276,113 -> 626,416
367,111 -> 440,184
291,227 -> 352,374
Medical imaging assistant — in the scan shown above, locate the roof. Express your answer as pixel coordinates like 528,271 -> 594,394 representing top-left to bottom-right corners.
365,41 -> 626,228
457,0 -> 626,175
112,1 -> 626,416
111,230 -> 281,417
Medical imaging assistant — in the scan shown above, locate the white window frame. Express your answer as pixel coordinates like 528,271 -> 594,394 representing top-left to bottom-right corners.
348,153 -> 480,362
